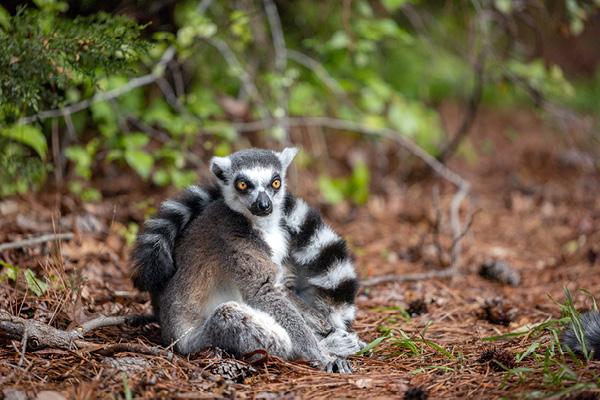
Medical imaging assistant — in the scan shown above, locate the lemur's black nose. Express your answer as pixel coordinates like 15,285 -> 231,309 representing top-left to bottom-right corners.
257,192 -> 271,211
251,192 -> 272,216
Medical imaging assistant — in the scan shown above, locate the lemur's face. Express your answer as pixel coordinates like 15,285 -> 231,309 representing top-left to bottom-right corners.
210,148 -> 298,219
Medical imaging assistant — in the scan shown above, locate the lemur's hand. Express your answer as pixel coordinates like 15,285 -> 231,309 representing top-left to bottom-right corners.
320,329 -> 364,358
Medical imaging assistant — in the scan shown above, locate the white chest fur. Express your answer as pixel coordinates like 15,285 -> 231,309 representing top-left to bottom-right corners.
257,222 -> 288,266
252,213 -> 289,284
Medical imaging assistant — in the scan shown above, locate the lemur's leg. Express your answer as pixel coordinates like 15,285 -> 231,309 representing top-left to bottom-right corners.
131,184 -> 221,294
176,301 -> 293,358
283,194 -> 363,354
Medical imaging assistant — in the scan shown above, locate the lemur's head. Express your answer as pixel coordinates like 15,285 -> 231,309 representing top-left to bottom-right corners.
210,147 -> 298,220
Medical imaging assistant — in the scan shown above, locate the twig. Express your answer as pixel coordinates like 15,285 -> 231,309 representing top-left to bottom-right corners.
196,0 -> 213,14
287,50 -> 354,109
362,268 -> 456,287
0,311 -> 169,359
78,314 -> 155,335
18,328 -> 28,367
204,37 -> 270,121
231,116 -> 470,190
0,233 -> 74,252
262,0 -> 289,141
17,47 -> 176,125
449,207 -> 479,267
431,184 -> 445,267
156,77 -> 185,113
436,59 -> 485,162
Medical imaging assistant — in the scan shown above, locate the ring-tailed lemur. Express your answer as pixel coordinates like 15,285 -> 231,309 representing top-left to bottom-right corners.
131,148 -> 363,369
160,197 -> 342,370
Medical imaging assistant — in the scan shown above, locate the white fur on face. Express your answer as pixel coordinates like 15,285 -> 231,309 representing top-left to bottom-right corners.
222,165 -> 287,219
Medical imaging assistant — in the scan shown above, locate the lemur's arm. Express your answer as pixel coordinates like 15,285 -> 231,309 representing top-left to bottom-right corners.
131,184 -> 221,293
282,193 -> 360,333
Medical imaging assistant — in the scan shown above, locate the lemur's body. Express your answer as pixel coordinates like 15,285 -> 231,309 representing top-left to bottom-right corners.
160,199 -> 330,365
131,148 -> 362,371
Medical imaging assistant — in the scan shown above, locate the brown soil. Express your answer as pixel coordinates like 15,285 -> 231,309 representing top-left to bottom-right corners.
1,107 -> 599,399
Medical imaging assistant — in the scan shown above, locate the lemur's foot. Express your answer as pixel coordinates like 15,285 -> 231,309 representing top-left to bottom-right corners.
320,329 -> 363,357
326,358 -> 353,374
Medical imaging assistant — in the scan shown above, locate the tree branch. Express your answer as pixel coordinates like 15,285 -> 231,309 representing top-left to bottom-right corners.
17,47 -> 176,125
0,311 -> 168,359
262,0 -> 289,141
204,37 -> 270,121
0,233 -> 74,252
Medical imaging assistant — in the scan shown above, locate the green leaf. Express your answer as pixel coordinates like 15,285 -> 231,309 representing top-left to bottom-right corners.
0,261 -> 19,282
516,342 -> 540,363
65,146 -> 93,179
357,334 -> 391,355
1,125 -> 47,158
350,161 -> 370,205
318,176 -> 346,205
24,269 -> 48,296
0,5 -> 10,30
381,0 -> 410,12
125,149 -> 154,180
121,132 -> 149,149
494,0 -> 512,14
152,168 -> 170,186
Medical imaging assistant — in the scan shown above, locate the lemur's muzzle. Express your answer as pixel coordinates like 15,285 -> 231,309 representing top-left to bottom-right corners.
250,192 -> 272,216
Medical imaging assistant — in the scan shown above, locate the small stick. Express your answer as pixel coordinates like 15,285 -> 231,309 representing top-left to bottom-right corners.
0,233 -> 74,252
362,268 -> 456,287
78,314 -> 155,335
18,327 -> 28,367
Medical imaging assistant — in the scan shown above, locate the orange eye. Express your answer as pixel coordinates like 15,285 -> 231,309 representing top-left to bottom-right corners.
271,179 -> 281,189
236,181 -> 248,191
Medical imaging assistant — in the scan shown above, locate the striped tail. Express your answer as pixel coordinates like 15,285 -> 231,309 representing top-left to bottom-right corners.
131,184 -> 221,293
283,193 -> 359,330
562,310 -> 600,360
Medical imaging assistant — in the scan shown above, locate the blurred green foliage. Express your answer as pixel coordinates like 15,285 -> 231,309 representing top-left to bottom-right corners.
0,0 -> 598,202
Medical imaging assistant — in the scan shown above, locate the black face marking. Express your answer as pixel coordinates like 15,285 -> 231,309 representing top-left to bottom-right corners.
234,175 -> 255,193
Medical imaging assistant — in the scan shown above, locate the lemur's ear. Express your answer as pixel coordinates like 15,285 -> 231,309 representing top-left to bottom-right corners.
210,156 -> 232,183
277,147 -> 298,171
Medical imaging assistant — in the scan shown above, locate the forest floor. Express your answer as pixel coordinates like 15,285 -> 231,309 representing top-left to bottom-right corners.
0,106 -> 599,399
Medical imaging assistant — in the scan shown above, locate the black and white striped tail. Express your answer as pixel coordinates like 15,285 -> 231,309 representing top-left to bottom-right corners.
131,184 -> 221,293
562,310 -> 600,360
283,193 -> 359,330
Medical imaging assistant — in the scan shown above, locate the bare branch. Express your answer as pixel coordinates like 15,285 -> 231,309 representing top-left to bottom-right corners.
204,37 -> 270,121
17,47 -> 176,125
262,0 -> 289,141
18,328 -> 28,367
77,314 -> 155,335
262,0 -> 287,73
0,233 -> 74,252
287,50 -> 354,108
362,268 -> 456,287
231,116 -> 470,191
0,311 -> 169,359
